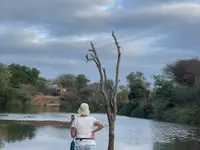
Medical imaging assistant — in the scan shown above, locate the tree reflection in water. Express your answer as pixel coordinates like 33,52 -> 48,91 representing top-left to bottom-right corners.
0,139 -> 4,149
0,120 -> 36,144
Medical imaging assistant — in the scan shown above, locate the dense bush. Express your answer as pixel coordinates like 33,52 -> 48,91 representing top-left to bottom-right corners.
0,63 -> 34,110
118,101 -> 136,116
4,88 -> 32,108
161,105 -> 200,125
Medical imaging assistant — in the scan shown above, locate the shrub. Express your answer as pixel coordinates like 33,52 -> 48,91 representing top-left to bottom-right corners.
118,101 -> 138,116
16,89 -> 33,105
163,107 -> 189,123
5,99 -> 23,108
3,88 -> 32,108
161,105 -> 200,125
186,105 -> 200,125
131,106 -> 144,118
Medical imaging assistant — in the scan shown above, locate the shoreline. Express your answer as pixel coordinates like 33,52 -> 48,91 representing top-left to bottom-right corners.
0,120 -> 72,128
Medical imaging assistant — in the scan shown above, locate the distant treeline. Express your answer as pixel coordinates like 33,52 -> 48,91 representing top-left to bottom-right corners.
1,58 -> 200,126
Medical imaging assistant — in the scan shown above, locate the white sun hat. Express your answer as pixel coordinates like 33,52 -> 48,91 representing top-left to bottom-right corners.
77,103 -> 90,115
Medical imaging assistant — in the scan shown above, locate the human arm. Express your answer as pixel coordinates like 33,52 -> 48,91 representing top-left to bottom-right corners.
90,120 -> 104,138
71,127 -> 76,138
70,119 -> 76,138
93,121 -> 104,133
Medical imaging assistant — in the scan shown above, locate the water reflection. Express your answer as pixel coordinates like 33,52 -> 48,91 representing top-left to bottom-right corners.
0,139 -> 4,149
0,113 -> 200,150
151,120 -> 200,150
0,120 -> 36,148
153,139 -> 200,150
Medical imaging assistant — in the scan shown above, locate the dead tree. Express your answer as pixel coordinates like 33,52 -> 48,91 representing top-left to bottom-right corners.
85,31 -> 121,150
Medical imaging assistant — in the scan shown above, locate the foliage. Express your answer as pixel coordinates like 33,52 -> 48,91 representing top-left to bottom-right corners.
20,84 -> 38,95
164,58 -> 200,87
118,101 -> 153,119
75,74 -> 90,92
4,88 -> 32,108
118,101 -> 136,116
1,57 -> 200,127
0,63 -> 12,107
117,59 -> 200,126
54,73 -> 76,88
0,63 -> 12,89
150,72 -> 200,125
35,77 -> 48,92
0,63 -> 36,110
126,72 -> 150,101
8,63 -> 40,88
42,87 -> 59,96
162,105 -> 200,125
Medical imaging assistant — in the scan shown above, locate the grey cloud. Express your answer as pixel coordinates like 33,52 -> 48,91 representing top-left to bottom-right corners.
122,0 -> 190,8
0,0 -> 111,36
154,23 -> 200,51
0,29 -> 117,60
0,0 -> 199,83
0,0 -> 197,37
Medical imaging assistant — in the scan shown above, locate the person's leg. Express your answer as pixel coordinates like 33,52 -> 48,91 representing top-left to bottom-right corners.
85,145 -> 95,150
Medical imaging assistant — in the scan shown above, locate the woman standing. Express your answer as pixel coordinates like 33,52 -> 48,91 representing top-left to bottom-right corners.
70,103 -> 104,150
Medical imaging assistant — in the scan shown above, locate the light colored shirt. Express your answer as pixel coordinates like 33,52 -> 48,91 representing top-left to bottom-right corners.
71,116 -> 97,146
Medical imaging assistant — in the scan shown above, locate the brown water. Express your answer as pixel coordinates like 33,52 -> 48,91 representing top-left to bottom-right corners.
0,107 -> 200,150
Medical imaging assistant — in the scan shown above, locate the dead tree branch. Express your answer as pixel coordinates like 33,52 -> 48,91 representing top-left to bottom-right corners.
103,68 -> 114,110
112,31 -> 121,97
85,31 -> 121,122
86,41 -> 112,123
111,31 -> 121,119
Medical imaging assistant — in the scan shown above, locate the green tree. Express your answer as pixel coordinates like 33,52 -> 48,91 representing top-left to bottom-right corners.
119,85 -> 129,93
126,72 -> 150,101
117,85 -> 129,102
8,64 -> 40,88
75,74 -> 89,92
28,67 -> 40,85
35,77 -> 48,93
0,63 -> 11,89
151,75 -> 176,119
4,88 -> 32,108
54,73 -> 76,89
153,75 -> 175,98
0,63 -> 12,108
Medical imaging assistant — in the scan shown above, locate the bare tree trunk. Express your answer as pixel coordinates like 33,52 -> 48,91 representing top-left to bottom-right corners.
108,119 -> 115,150
85,31 -> 121,150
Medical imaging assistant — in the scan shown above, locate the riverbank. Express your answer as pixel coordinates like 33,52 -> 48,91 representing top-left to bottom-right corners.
32,95 -> 60,107
2,94 -> 200,127
0,120 -> 71,128
21,120 -> 71,127
117,101 -> 200,127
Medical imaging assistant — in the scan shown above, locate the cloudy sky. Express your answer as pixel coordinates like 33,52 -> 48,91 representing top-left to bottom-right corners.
0,0 -> 199,84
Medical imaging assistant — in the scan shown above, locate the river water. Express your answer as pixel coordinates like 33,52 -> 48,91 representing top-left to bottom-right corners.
0,108 -> 200,150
